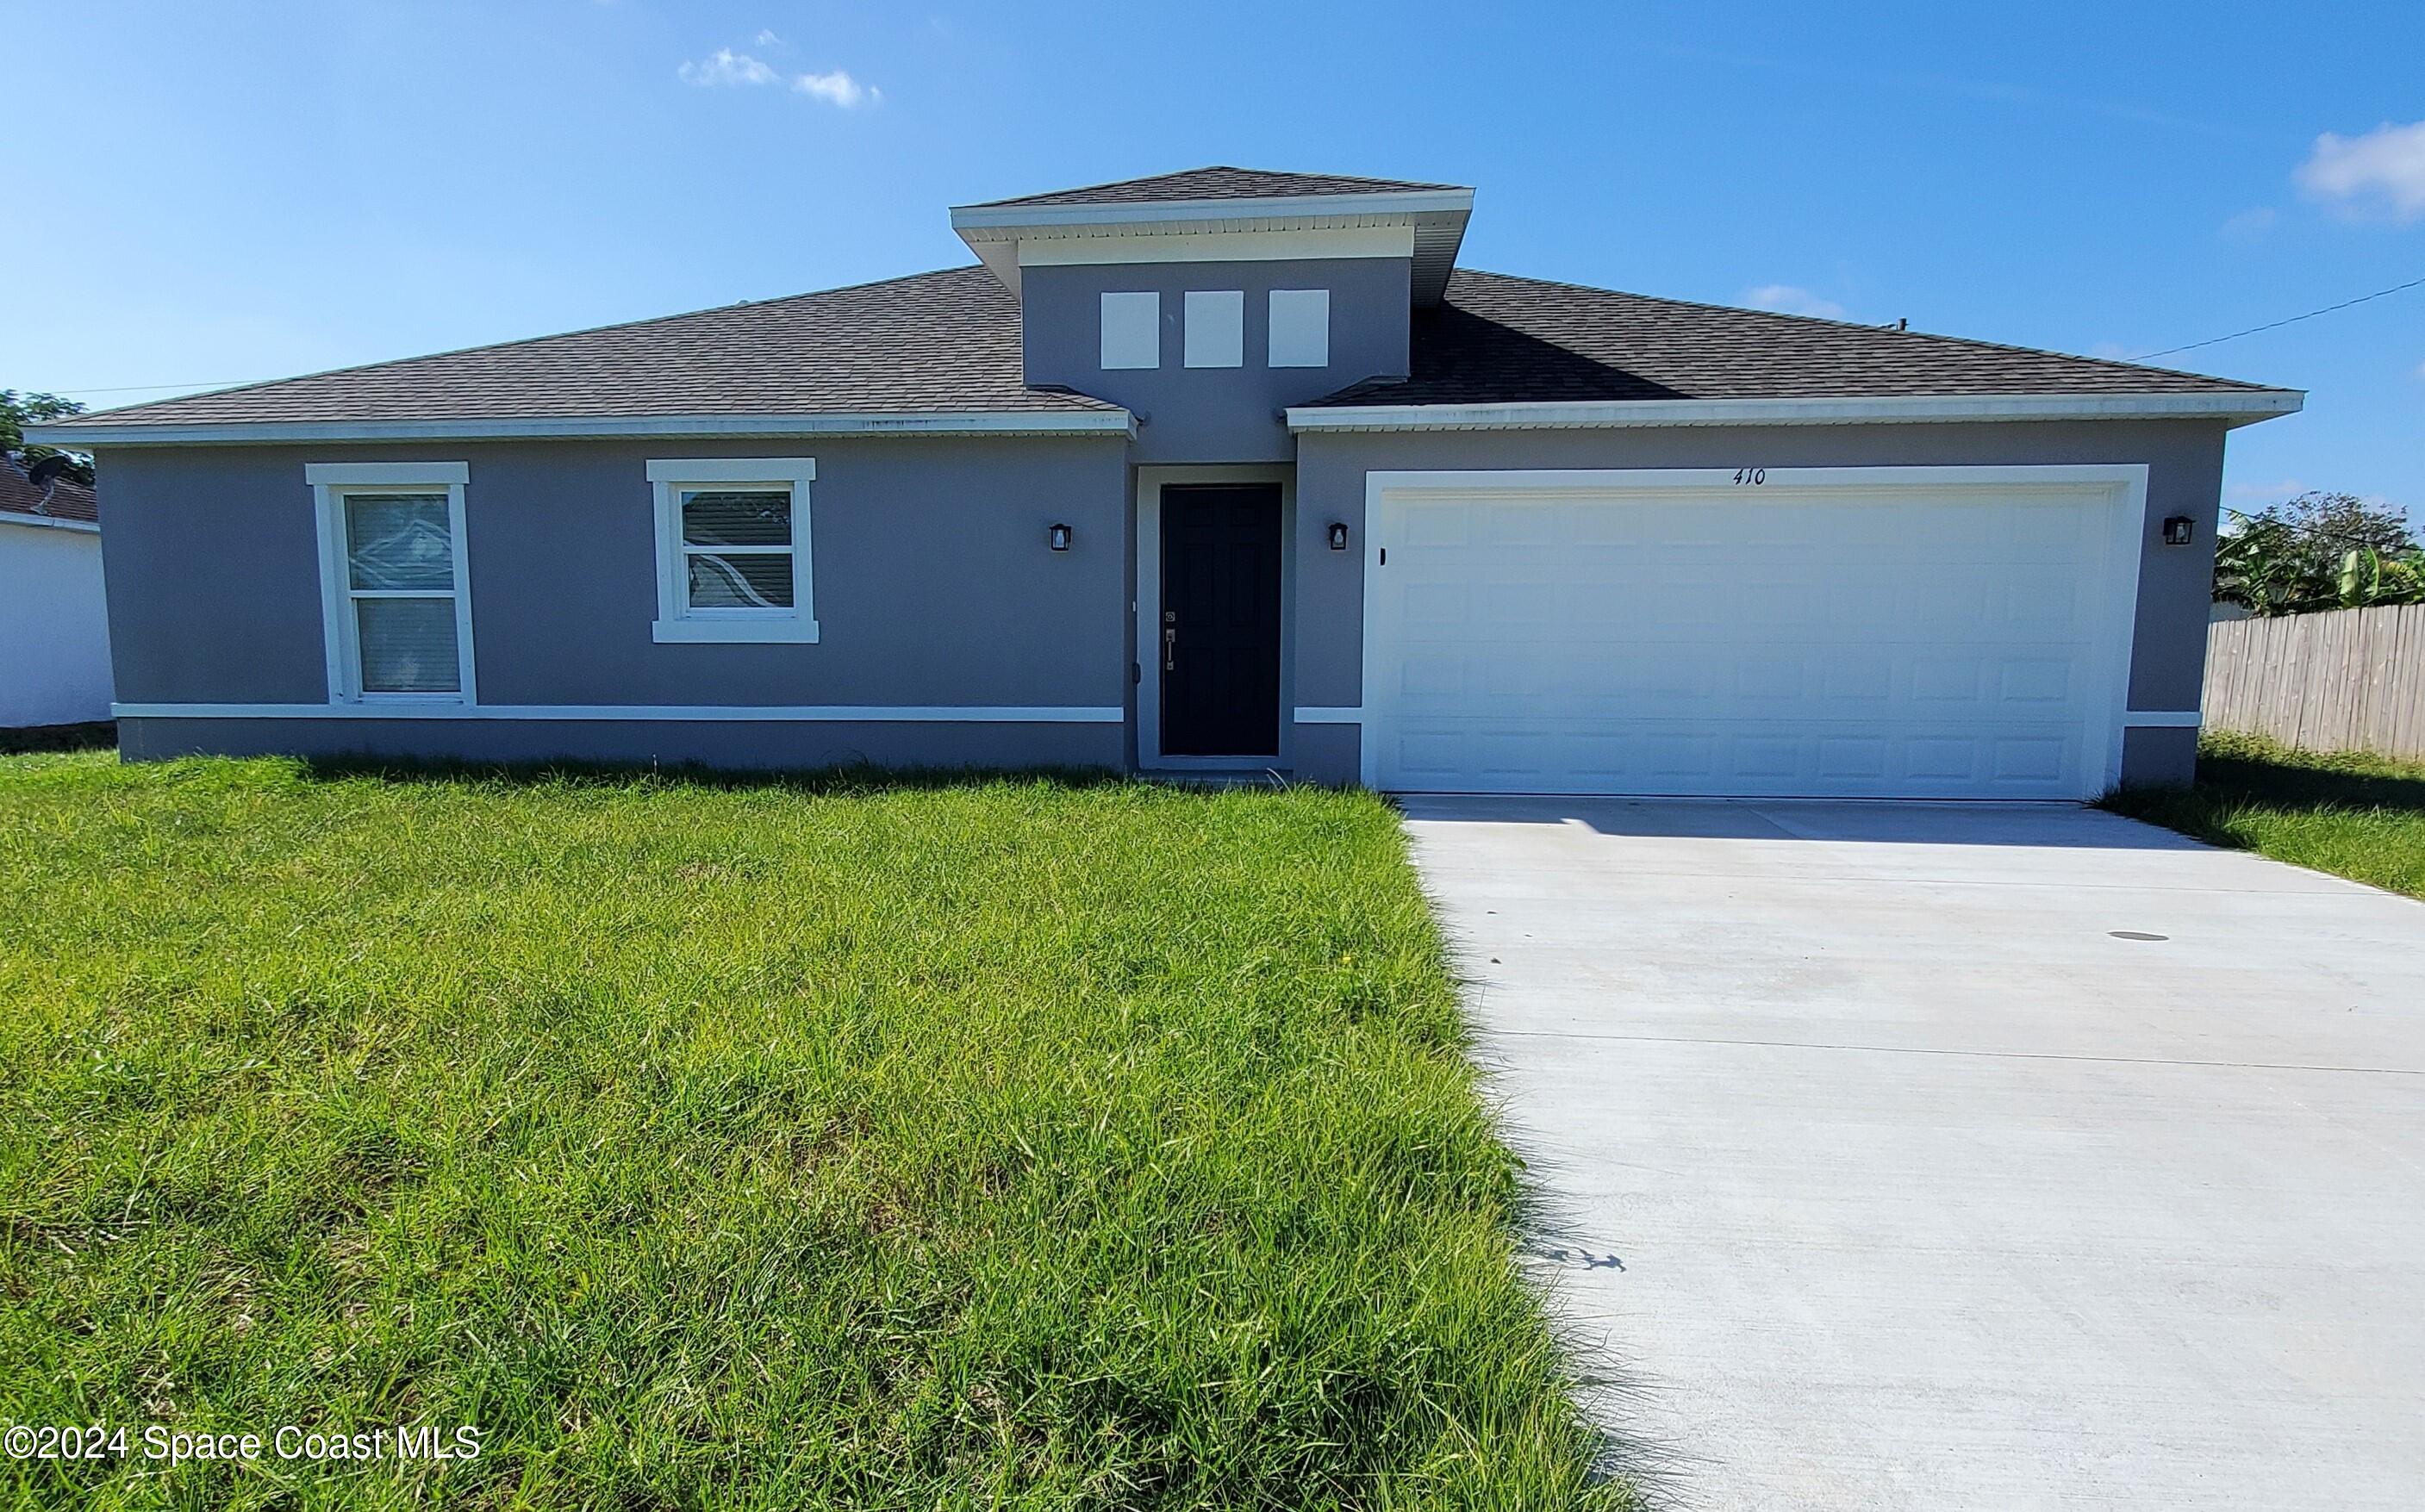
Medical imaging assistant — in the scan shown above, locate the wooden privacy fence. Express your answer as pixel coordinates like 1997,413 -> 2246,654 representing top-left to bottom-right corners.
2204,603 -> 2425,761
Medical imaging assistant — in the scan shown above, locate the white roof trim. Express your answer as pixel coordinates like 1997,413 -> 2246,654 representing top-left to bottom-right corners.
949,188 -> 1474,233
28,409 -> 1137,448
1286,391 -> 2307,432
1015,225 -> 1418,266
0,510 -> 99,534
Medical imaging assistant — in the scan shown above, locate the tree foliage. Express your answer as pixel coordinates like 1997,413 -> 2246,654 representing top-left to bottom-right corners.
1,389 -> 94,486
2214,490 -> 2424,616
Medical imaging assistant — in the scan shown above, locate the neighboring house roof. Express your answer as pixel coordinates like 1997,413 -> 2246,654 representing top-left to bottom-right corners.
36,267 -> 1121,435
966,165 -> 1466,208
0,458 -> 99,526
1306,269 -> 2273,408
35,262 -> 2279,445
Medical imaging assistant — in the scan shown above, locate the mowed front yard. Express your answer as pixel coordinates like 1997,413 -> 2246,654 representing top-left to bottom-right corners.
0,755 -> 1625,1510
2106,732 -> 2425,899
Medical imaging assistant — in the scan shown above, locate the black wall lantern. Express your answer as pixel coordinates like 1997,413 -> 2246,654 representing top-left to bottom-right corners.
2161,516 -> 2195,546
1327,521 -> 1350,551
1048,523 -> 1073,552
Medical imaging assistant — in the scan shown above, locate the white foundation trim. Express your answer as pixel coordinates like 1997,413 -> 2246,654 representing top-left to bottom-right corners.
112,703 -> 1125,724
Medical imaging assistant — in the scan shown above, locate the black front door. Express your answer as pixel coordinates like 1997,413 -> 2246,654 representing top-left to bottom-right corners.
1160,484 -> 1282,757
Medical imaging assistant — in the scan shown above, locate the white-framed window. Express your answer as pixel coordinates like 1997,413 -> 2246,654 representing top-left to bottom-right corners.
1184,289 -> 1244,368
1100,291 -> 1161,370
646,458 -> 819,644
1268,289 -> 1331,368
307,462 -> 476,703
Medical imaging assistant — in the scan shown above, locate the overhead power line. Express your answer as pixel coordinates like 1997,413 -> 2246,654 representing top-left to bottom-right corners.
2137,273 -> 2425,359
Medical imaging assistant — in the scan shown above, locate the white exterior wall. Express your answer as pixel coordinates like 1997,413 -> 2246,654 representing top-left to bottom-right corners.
0,520 -> 113,726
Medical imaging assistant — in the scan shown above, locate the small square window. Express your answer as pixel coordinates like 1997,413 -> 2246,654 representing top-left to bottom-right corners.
1184,289 -> 1244,368
1100,291 -> 1160,370
646,459 -> 819,643
1268,289 -> 1330,368
678,488 -> 795,610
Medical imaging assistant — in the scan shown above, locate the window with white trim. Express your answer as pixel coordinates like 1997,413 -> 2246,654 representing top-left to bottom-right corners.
646,458 -> 819,644
1100,291 -> 1160,370
1183,289 -> 1244,368
1268,289 -> 1330,367
307,462 -> 476,702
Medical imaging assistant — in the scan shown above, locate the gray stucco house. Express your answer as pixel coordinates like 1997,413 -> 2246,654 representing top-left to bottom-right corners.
37,167 -> 2301,798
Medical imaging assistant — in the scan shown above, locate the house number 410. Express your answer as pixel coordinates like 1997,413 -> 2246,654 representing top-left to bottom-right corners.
1732,468 -> 1767,485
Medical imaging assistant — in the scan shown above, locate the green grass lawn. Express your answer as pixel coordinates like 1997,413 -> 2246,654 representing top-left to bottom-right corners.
0,753 -> 1626,1510
2105,732 -> 2425,899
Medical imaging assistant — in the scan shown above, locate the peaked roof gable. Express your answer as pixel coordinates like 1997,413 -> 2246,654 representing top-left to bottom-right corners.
966,165 -> 1466,209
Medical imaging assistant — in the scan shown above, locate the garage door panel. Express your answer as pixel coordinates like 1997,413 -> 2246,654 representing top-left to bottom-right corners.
1730,735 -> 1803,778
1480,502 -> 1558,545
2000,658 -> 2076,704
1911,656 -> 1983,703
1906,737 -> 1981,781
1367,477 -> 2129,799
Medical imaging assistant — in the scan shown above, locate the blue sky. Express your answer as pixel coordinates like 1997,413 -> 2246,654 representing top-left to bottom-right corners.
6,1 -> 2420,519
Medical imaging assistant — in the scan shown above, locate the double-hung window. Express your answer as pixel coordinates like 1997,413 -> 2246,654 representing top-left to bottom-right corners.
307,462 -> 475,702
646,459 -> 819,644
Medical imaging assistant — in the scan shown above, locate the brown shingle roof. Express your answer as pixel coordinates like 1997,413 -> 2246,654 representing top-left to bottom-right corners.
1306,269 -> 2270,406
46,262 -> 2273,439
0,460 -> 98,524
46,267 -> 1118,432
967,165 -> 1465,208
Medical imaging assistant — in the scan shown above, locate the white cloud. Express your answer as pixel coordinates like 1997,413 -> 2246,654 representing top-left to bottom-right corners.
794,69 -> 876,108
1742,283 -> 1848,320
753,28 -> 782,47
678,48 -> 779,87
678,45 -> 876,107
2295,120 -> 2425,221
2088,340 -> 2132,359
2220,205 -> 2278,239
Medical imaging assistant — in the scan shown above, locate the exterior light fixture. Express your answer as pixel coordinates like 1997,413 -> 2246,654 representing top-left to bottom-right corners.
1327,521 -> 1350,551
2161,516 -> 2195,546
1048,523 -> 1073,551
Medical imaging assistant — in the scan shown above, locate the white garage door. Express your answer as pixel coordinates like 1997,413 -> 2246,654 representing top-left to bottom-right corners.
1360,467 -> 2144,799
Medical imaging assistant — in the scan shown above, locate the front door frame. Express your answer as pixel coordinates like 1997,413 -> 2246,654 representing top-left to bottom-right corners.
1136,464 -> 1295,772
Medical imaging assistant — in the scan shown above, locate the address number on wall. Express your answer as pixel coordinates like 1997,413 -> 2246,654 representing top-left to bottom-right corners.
1731,468 -> 1767,485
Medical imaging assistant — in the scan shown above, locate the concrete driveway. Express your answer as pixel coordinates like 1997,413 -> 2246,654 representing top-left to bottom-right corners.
1400,797 -> 2425,1511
